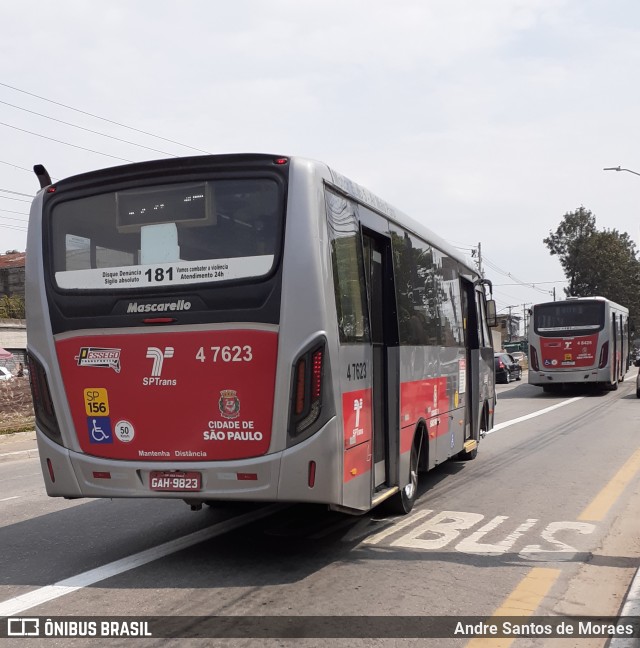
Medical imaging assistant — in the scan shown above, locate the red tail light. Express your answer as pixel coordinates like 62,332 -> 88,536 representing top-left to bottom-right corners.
312,350 -> 323,399
530,346 -> 539,372
498,360 -> 505,369
27,352 -> 62,444
599,342 -> 609,369
290,342 -> 325,437
295,358 -> 306,415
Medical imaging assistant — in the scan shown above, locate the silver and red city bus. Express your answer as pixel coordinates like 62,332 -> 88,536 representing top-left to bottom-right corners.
528,296 -> 630,392
26,154 -> 496,514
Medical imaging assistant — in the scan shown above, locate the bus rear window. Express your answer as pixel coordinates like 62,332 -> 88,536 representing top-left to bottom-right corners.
534,302 -> 605,335
50,178 -> 282,290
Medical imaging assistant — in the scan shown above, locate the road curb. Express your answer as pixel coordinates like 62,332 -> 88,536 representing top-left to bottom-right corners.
0,448 -> 39,463
609,567 -> 640,647
0,431 -> 38,463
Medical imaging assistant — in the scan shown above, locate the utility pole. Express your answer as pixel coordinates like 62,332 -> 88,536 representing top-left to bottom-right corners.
553,287 -> 556,301
522,303 -> 532,339
477,242 -> 483,277
507,305 -> 513,342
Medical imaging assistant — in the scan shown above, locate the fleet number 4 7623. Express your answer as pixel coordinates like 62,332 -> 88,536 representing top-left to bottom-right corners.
195,346 -> 253,362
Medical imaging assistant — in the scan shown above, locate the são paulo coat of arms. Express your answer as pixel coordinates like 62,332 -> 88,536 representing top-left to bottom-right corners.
219,389 -> 241,419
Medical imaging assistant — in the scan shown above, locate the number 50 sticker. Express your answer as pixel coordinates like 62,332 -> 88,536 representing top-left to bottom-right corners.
115,419 -> 135,443
84,388 -> 109,415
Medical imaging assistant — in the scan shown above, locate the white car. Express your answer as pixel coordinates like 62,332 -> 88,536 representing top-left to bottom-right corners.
0,366 -> 13,381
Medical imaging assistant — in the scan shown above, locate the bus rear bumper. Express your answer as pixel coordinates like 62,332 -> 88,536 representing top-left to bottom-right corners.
528,368 -> 609,386
35,419 -> 342,506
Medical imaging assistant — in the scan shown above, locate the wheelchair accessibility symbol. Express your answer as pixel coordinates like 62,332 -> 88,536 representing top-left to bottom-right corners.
88,416 -> 113,444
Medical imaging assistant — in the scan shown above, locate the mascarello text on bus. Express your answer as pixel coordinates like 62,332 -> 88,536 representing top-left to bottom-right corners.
528,296 -> 630,393
26,154 -> 496,515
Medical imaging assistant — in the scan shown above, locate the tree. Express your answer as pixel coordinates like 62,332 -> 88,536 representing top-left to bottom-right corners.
0,295 -> 25,319
543,206 -> 597,293
544,207 -> 640,326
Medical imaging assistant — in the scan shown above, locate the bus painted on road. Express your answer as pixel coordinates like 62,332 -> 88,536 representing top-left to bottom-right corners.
26,154 -> 496,515
528,296 -> 629,392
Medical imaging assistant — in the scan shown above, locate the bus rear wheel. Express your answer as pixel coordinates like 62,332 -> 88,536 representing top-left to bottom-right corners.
386,441 -> 419,515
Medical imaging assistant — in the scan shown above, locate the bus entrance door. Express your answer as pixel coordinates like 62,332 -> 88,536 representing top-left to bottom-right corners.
362,232 -> 400,495
461,279 -> 481,442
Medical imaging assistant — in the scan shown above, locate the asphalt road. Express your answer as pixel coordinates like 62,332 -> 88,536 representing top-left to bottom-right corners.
2,372 -> 640,647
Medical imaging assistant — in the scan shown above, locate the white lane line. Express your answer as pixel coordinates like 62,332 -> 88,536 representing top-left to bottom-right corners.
486,396 -> 585,435
0,496 -> 20,502
0,504 -> 282,616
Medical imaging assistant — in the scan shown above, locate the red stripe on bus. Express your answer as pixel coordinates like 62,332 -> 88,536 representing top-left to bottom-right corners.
343,441 -> 371,483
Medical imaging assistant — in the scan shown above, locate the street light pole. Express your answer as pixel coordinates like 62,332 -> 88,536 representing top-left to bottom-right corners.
603,166 -> 640,177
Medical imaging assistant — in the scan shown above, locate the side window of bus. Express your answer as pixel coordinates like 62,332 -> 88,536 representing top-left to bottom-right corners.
438,252 -> 464,346
325,189 -> 370,343
477,293 -> 491,348
390,228 -> 440,345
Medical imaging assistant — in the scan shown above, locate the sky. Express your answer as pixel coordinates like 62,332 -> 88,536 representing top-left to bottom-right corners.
2,0 -> 640,329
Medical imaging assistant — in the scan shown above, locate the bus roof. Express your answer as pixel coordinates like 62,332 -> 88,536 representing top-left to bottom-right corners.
533,296 -> 628,312
323,160 -> 478,277
36,152 -> 480,280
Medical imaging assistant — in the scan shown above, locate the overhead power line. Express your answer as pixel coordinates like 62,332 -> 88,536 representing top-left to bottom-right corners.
483,255 -> 553,296
0,195 -> 30,203
0,121 -> 134,163
0,222 -> 27,231
0,99 -> 179,158
0,214 -> 29,222
0,188 -> 33,197
0,81 -> 212,155
0,159 -> 59,181
0,159 -> 32,174
494,288 -> 524,303
493,281 -> 566,287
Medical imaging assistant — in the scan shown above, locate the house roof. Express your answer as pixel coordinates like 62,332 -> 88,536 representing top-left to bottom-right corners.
0,252 -> 26,269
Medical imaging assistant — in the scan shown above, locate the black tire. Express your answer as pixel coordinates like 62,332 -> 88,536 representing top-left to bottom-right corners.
516,368 -> 522,381
542,385 -> 557,393
636,389 -> 640,399
386,441 -> 419,515
505,371 -> 511,384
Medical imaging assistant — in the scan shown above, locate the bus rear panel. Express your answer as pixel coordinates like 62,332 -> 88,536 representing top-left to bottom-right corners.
528,297 -> 629,391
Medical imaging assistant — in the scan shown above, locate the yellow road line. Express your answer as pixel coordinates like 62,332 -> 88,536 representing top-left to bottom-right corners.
578,447 -> 640,522
466,567 -> 560,648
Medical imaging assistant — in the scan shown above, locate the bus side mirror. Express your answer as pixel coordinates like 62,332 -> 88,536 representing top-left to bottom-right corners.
486,299 -> 497,328
635,358 -> 640,368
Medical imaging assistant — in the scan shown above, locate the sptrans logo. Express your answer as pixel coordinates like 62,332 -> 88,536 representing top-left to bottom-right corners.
127,300 -> 191,313
143,347 -> 176,386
